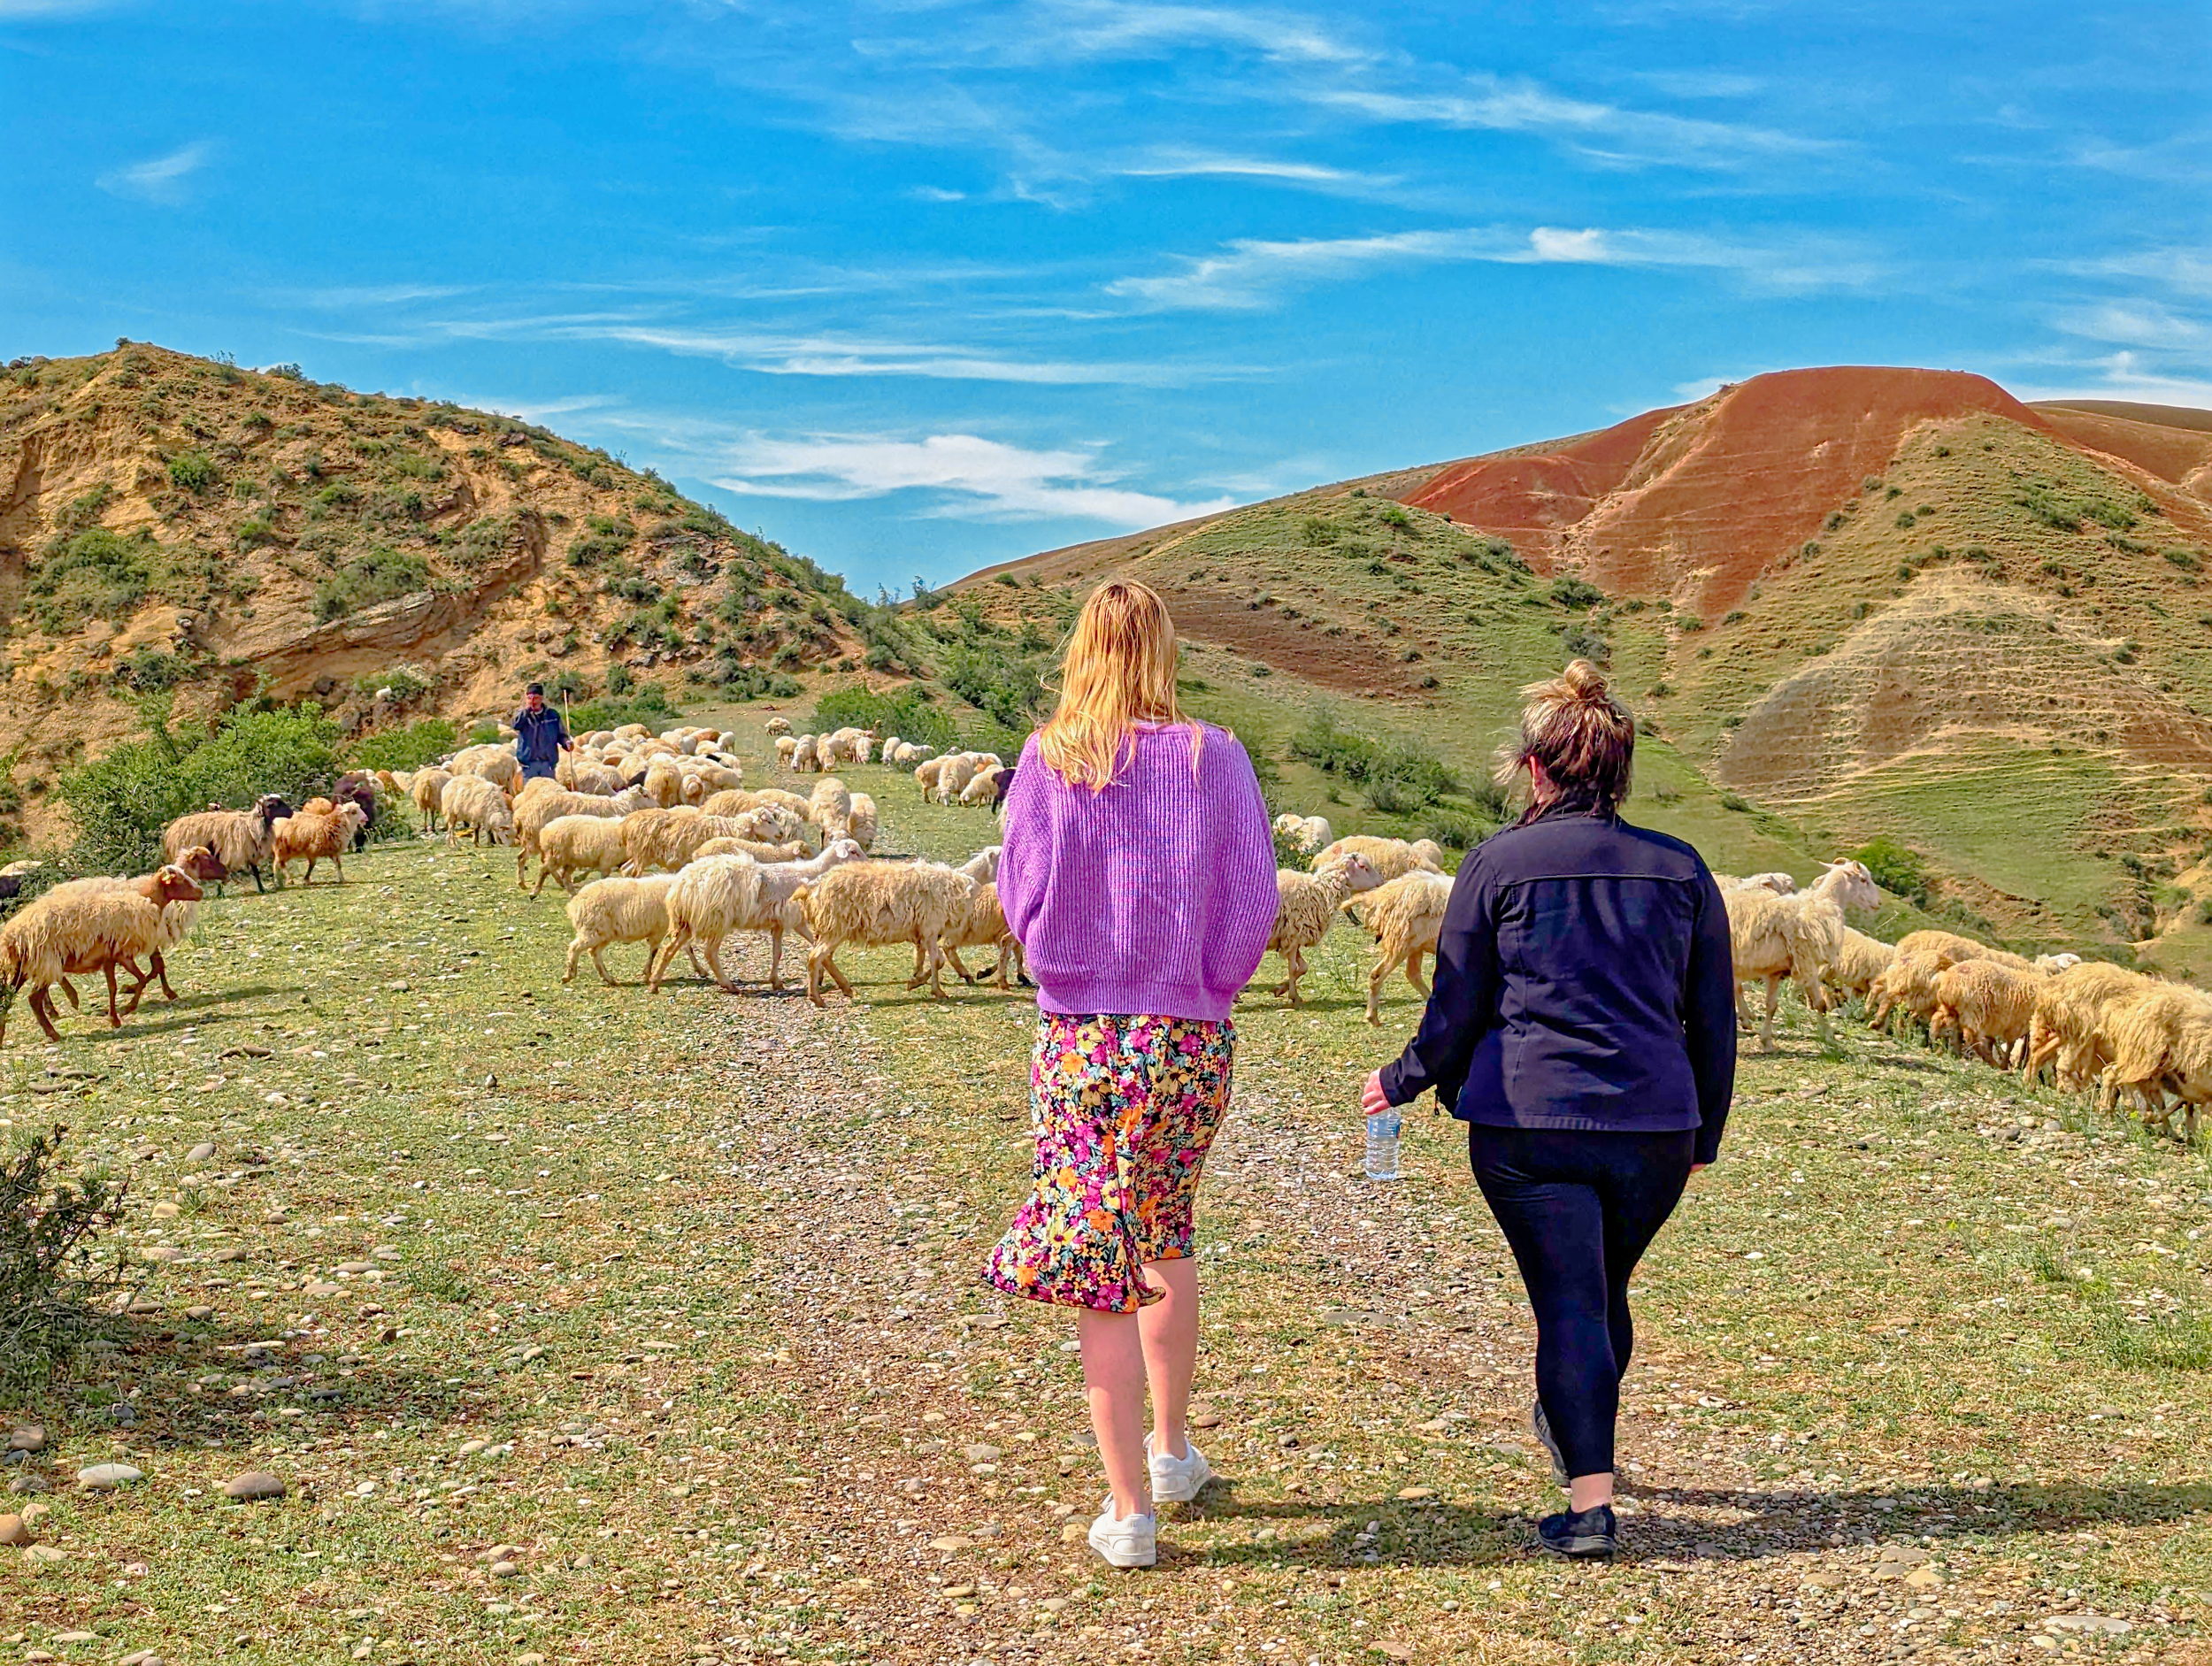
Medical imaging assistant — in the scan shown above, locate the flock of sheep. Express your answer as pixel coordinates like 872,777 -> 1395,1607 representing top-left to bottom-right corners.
1717,860 -> 2212,1142
3,708 -> 2204,1145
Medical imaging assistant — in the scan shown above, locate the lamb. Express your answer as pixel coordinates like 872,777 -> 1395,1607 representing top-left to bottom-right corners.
514,790 -> 625,891
409,767 -> 454,833
532,814 -> 633,896
914,756 -> 953,796
648,839 -> 867,994
557,756 -> 625,796
960,767 -> 1017,810
272,802 -> 368,885
1262,850 -> 1379,1006
2034,952 -> 2083,974
957,846 -> 1003,884
764,716 -> 793,737
2097,982 -> 2212,1138
162,794 -> 291,894
795,859 -> 973,1006
1408,838 -> 1450,872
1340,868 -> 1455,1026
1823,928 -> 1897,1006
792,736 -> 825,772
0,864 -> 205,1044
1929,958 -> 2044,1066
561,873 -> 681,987
442,775 -> 516,847
2023,960 -> 2155,1090
1311,836 -> 1437,888
846,792 -> 879,851
449,745 -> 522,795
38,847 -> 226,1010
775,735 -> 801,768
1272,814 -> 1336,856
1724,857 -> 1882,1050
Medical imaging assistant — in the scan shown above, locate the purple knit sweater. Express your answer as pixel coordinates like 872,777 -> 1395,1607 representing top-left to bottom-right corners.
996,722 -> 1280,1022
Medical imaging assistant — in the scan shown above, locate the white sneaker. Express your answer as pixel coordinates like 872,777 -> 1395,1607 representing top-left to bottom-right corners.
1087,1505 -> 1156,1569
1147,1434 -> 1213,1504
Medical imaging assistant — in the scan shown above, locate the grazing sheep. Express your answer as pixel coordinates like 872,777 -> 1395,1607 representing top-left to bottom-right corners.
764,716 -> 793,737
1895,928 -> 2036,974
1724,858 -> 1882,1050
162,794 -> 290,894
1340,868 -> 1454,1026
1273,814 -> 1336,856
514,790 -> 625,891
795,859 -> 972,1006
699,788 -> 760,819
1263,850 -> 1379,1007
931,755 -> 979,806
1866,947 -> 1957,1035
641,758 -> 685,808
0,864 -> 205,1044
940,878 -> 1025,990
1823,928 -> 1897,1006
1311,835 -> 1438,888
649,840 -> 866,994
961,766 -> 1017,810
532,814 -> 632,896
1929,958 -> 2044,1065
914,755 -> 952,796
792,735 -> 825,773
273,803 -> 368,885
810,776 -> 852,829
774,735 -> 801,768
691,836 -> 806,864
2024,960 -> 2155,1089
441,775 -> 515,847
1407,838 -> 1450,872
846,792 -> 879,851
561,873 -> 680,987
409,767 -> 453,833
2097,982 -> 2212,1137
450,745 -> 522,795
752,787 -> 813,821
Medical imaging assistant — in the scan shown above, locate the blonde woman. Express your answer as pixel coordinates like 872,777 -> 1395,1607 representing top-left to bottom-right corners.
1361,661 -> 1736,1559
983,580 -> 1279,1569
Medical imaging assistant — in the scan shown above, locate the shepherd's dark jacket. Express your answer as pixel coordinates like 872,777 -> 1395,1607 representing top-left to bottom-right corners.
512,705 -> 570,770
1379,803 -> 1737,1164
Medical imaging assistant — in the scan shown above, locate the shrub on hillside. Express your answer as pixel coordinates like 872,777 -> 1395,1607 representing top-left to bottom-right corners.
568,685 -> 678,733
1,1124 -> 134,1390
813,686 -> 961,751
940,644 -> 1047,731
314,546 -> 430,620
1548,577 -> 1603,610
27,528 -> 153,631
1289,713 -> 1456,811
55,702 -> 343,876
1852,835 -> 1933,907
165,450 -> 217,493
349,717 -> 458,775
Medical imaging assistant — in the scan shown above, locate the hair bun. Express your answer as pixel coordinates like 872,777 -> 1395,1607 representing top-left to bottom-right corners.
1560,658 -> 1609,702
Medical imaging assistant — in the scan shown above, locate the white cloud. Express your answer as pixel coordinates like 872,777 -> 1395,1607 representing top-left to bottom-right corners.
907,185 -> 968,202
96,140 -> 216,205
2055,249 -> 2212,297
2009,350 -> 2212,411
710,432 -> 1240,526
1109,151 -> 1400,193
2054,301 -> 2208,350
1108,224 -> 1876,310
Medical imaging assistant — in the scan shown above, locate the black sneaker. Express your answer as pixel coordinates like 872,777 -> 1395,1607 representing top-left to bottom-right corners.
1531,1400 -> 1568,1488
1538,1504 -> 1617,1558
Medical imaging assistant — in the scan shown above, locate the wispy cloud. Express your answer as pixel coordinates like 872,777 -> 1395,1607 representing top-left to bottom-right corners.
1107,150 -> 1401,196
2008,350 -> 2212,411
710,432 -> 1240,526
96,139 -> 216,205
280,281 -> 478,309
2054,248 -> 2212,298
1108,224 -> 1878,310
2054,300 -> 2208,351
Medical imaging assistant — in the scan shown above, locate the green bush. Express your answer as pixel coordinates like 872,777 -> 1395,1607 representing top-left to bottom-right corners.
0,1124 -> 134,1390
1852,835 -> 1933,906
314,545 -> 430,620
165,450 -> 217,493
568,686 -> 678,733
55,702 -> 343,877
566,515 -> 635,568
116,648 -> 186,693
813,686 -> 961,751
1289,713 -> 1456,811
354,662 -> 432,703
27,528 -> 152,630
348,717 -> 457,774
1548,577 -> 1603,610
941,644 -> 1047,730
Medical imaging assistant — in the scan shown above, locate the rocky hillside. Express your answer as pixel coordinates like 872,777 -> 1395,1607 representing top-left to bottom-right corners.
0,343 -> 871,828
956,367 -> 2212,970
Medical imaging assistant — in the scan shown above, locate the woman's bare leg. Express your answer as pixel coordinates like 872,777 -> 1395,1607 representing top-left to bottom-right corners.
1078,1309 -> 1152,1520
1138,1257 -> 1200,1461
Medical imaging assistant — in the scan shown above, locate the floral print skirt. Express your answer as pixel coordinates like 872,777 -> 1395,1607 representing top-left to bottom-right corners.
982,1013 -> 1236,1315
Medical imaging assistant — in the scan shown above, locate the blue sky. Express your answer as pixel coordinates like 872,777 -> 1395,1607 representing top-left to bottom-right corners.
4,2 -> 2206,597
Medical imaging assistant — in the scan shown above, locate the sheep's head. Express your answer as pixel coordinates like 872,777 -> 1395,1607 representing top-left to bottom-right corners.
142,865 -> 206,905
253,793 -> 292,825
820,838 -> 865,867
1821,858 -> 1882,917
1322,850 -> 1383,894
336,803 -> 369,838
174,844 -> 227,885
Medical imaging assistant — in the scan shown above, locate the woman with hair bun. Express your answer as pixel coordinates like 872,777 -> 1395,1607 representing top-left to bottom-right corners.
1361,659 -> 1737,1559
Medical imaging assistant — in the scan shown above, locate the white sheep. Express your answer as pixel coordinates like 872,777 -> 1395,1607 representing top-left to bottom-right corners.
1263,849 -> 1379,1006
1311,835 -> 1437,887
514,789 -> 624,891
846,791 -> 879,851
940,878 -> 1025,990
1340,868 -> 1454,1025
561,873 -> 680,987
162,794 -> 291,894
649,840 -> 867,994
1272,813 -> 1336,856
1725,858 -> 1882,1050
1718,871 -> 1799,895
0,865 -> 205,1044
532,815 -> 632,896
764,716 -> 793,737
932,755 -> 980,805
441,775 -> 515,847
810,777 -> 853,836
957,846 -> 1002,884
795,859 -> 972,1006
774,735 -> 801,768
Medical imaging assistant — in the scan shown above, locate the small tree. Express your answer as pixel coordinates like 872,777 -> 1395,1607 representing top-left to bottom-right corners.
1,1124 -> 134,1388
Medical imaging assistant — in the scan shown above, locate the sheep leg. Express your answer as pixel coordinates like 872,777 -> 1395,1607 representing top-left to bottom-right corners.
1734,979 -> 1756,1033
563,938 -> 584,984
331,851 -> 344,884
588,944 -> 618,987
28,985 -> 62,1043
924,937 -> 949,1001
1760,976 -> 1780,1053
532,863 -> 552,899
699,933 -> 737,994
155,951 -> 178,1002
821,947 -> 856,998
517,848 -> 531,891
250,864 -> 265,894
1406,946 -> 1431,995
766,925 -> 785,993
644,928 -> 684,994
1366,956 -> 1390,1027
104,962 -> 123,1029
57,978 -> 80,1011
943,947 -> 979,985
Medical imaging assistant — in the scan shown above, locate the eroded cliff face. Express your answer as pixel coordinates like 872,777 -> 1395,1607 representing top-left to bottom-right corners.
0,344 -> 860,833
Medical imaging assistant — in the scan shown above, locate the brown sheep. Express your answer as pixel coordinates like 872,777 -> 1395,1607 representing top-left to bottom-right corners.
273,804 -> 368,885
1929,958 -> 2043,1066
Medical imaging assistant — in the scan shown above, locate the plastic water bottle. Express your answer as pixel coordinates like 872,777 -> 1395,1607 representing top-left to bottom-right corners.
1363,1108 -> 1402,1181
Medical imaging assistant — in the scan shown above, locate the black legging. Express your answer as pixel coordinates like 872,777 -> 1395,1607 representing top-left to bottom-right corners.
1469,1125 -> 1695,1478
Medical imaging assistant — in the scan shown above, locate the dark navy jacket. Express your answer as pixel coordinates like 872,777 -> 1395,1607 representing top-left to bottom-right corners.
512,705 -> 570,770
1379,806 -> 1737,1163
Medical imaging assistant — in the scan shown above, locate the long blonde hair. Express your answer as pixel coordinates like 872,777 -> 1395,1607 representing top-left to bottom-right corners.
1035,579 -> 1196,790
